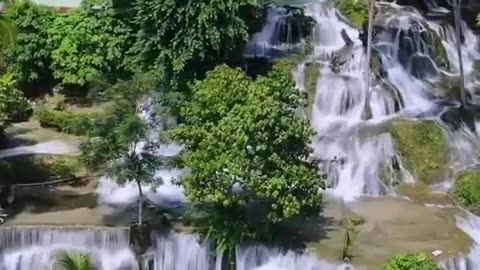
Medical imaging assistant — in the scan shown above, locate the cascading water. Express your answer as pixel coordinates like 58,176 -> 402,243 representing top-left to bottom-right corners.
244,6 -> 303,58
142,233 -> 213,270
305,0 -> 418,201
0,226 -> 138,270
236,244 -> 356,270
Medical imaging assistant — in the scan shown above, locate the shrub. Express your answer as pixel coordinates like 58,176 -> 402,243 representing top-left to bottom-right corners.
36,107 -> 99,136
0,73 -> 32,127
383,254 -> 441,270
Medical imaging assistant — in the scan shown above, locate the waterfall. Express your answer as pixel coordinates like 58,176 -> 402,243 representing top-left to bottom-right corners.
440,213 -> 480,270
236,244 -> 356,270
142,233 -> 213,270
0,226 -> 138,270
304,1 -> 420,201
0,141 -> 78,159
244,6 -> 303,58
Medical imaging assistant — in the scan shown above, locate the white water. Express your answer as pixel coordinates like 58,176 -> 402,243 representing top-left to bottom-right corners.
245,6 -> 302,58
143,233 -> 212,270
0,141 -> 77,159
305,0 -> 423,201
237,244 -> 356,270
0,226 -> 138,270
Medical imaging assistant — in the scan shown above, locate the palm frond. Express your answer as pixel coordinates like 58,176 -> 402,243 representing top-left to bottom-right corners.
55,252 -> 94,270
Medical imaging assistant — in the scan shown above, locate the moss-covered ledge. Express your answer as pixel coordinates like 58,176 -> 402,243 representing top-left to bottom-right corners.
452,171 -> 480,214
390,120 -> 450,184
335,0 -> 368,28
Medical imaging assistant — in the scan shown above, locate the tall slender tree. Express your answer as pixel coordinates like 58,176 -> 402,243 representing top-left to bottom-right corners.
363,0 -> 375,119
453,0 -> 466,105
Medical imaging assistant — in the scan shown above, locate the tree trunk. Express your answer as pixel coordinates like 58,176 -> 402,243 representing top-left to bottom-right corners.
454,0 -> 466,105
364,0 -> 375,120
136,180 -> 143,226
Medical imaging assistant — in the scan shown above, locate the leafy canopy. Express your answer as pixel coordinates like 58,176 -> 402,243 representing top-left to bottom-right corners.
383,254 -> 441,270
169,64 -> 323,248
128,0 -> 260,74
48,0 -> 133,86
5,0 -> 54,86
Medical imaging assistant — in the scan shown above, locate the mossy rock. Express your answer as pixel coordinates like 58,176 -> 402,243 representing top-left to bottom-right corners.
452,171 -> 480,214
335,0 -> 368,28
390,120 -> 449,184
383,254 -> 441,270
305,62 -> 321,117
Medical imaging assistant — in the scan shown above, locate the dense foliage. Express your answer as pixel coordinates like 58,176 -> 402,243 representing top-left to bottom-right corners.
130,0 -> 260,72
48,1 -> 133,86
169,64 -> 323,250
383,254 -> 441,270
5,0 -> 54,90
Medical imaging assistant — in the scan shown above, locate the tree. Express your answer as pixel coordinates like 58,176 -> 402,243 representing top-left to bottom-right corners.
80,72 -> 161,226
124,0 -> 262,92
5,0 -> 54,91
168,64 -> 323,253
48,0 -> 133,87
383,254 -> 441,270
55,252 -> 95,270
452,0 -> 466,105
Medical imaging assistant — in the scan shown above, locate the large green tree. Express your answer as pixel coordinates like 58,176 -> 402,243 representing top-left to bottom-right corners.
48,0 -> 133,87
5,0 -> 54,91
168,64 -> 323,251
80,72 -> 161,225
123,0 -> 262,97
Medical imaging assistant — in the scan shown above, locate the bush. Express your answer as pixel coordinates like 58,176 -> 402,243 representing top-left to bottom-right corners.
453,172 -> 480,213
383,254 -> 441,270
36,107 -> 99,136
0,73 -> 32,127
